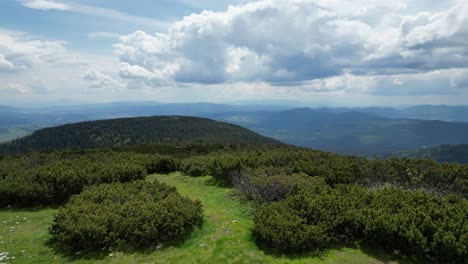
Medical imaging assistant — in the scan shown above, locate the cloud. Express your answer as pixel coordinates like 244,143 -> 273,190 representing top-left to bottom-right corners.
81,69 -> 122,89
20,0 -> 169,28
0,29 -> 68,72
0,54 -> 15,70
0,28 -> 121,104
21,0 -> 69,11
114,0 -> 468,91
0,82 -> 30,94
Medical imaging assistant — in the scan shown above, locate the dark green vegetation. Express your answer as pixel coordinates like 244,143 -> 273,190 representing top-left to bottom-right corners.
209,108 -> 468,154
0,151 -> 150,207
182,146 -> 468,198
396,144 -> 468,164
254,182 -> 468,263
50,180 -> 203,250
0,116 -> 279,154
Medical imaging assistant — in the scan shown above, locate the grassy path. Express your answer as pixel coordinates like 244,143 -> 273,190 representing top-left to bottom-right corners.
0,173 -> 407,263
148,173 -> 403,264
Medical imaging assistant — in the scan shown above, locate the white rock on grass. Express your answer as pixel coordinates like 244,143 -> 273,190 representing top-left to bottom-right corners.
0,252 -> 9,261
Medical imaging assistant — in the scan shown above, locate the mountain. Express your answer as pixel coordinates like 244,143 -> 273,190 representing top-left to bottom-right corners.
0,102 -> 293,142
0,116 -> 280,154
207,108 -> 468,154
396,144 -> 468,164
354,105 -> 468,123
3,103 -> 468,155
0,102 -> 292,128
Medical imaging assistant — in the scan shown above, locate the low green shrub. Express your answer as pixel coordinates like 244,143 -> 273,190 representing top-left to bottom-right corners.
146,156 -> 180,174
49,180 -> 203,250
0,152 -> 148,207
180,157 -> 210,176
254,184 -> 467,263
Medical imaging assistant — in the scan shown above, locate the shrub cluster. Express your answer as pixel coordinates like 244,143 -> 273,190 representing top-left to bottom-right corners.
50,180 -> 203,250
181,147 -> 468,197
180,156 -> 211,176
253,182 -> 468,263
230,168 -> 318,203
0,151 -> 149,207
145,156 -> 180,174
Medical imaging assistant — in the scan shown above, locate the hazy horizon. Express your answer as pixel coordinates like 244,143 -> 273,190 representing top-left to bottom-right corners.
1,99 -> 468,109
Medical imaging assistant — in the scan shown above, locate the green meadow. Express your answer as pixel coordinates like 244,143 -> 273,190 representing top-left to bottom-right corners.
0,173 -> 410,264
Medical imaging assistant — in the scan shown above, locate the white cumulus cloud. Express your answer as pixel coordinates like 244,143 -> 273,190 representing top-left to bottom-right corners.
81,69 -> 122,89
21,0 -> 69,11
114,0 -> 468,94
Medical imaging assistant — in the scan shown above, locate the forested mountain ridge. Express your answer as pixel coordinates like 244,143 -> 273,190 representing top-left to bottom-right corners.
396,144 -> 468,163
4,103 -> 468,156
208,108 -> 468,154
354,105 -> 468,122
0,116 -> 280,154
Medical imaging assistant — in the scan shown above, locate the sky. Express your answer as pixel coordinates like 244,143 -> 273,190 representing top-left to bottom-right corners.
0,0 -> 467,107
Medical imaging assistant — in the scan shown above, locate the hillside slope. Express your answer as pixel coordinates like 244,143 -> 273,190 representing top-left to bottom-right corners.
396,144 -> 468,164
0,116 -> 280,154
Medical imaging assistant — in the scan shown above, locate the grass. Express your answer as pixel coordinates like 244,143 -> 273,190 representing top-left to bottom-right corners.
0,173 -> 412,263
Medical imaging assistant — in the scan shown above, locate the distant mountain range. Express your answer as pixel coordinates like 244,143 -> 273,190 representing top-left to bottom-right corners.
0,116 -> 279,154
2,102 -> 468,156
0,102 -> 290,128
394,144 -> 468,164
207,108 -> 468,154
351,105 -> 468,123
